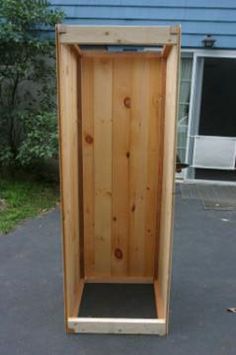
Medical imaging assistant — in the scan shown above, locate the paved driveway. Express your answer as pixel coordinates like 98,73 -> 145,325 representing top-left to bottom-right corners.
0,185 -> 236,355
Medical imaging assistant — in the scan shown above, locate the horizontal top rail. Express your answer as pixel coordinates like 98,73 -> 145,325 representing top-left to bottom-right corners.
56,25 -> 180,45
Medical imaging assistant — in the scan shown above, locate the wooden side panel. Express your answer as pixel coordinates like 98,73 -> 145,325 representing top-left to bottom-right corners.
57,44 -> 82,318
158,44 -> 179,330
93,58 -> 113,275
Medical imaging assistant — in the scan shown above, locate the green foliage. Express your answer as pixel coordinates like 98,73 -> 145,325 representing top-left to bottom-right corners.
0,0 -> 64,166
17,112 -> 58,165
0,176 -> 59,233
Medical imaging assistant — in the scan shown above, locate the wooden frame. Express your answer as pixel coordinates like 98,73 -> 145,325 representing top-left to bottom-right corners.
56,25 -> 180,335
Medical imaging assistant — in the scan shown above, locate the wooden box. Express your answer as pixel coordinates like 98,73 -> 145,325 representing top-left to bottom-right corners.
56,25 -> 180,335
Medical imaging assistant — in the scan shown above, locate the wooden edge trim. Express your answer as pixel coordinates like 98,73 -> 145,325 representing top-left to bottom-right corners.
153,57 -> 167,280
56,25 -> 180,45
84,276 -> 154,284
154,280 -> 165,319
76,53 -> 85,279
162,44 -> 173,59
72,279 -> 85,318
68,317 -> 166,335
55,27 -> 69,332
165,28 -> 181,336
170,25 -> 181,35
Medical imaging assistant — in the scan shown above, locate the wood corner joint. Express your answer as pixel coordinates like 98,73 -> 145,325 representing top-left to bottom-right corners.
57,25 -> 67,35
170,26 -> 180,35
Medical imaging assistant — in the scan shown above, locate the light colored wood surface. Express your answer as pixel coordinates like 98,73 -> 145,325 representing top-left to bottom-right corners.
81,58 -> 95,277
144,59 -> 162,276
111,58 -> 131,276
57,25 -> 180,335
68,317 -> 166,335
81,55 -> 163,278
128,58 -> 149,276
57,43 -> 82,318
93,58 -> 113,274
153,58 -> 166,280
72,280 -> 85,318
157,40 -> 180,334
57,25 -> 179,45
154,280 -> 165,319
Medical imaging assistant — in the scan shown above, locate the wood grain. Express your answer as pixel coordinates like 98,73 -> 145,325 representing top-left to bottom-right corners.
81,55 -> 164,278
81,58 -> 95,277
57,25 -> 180,335
158,42 -> 180,334
57,43 -> 82,318
111,58 -> 131,276
144,59 -> 162,276
93,58 -> 113,274
128,58 -> 149,276
57,25 -> 179,45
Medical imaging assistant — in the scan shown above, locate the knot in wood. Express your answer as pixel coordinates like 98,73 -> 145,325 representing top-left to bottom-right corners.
85,134 -> 93,144
123,97 -> 131,108
114,248 -> 123,260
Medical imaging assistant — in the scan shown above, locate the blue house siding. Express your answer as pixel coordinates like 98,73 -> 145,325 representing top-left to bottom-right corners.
51,0 -> 236,49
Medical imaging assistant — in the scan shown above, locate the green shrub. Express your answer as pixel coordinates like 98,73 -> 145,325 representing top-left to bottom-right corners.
17,112 -> 58,165
0,0 -> 64,167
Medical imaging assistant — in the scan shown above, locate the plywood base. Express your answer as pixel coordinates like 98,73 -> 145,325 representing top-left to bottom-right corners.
68,317 -> 166,335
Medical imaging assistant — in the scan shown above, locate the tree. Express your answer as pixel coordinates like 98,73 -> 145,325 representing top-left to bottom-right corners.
0,0 -> 64,166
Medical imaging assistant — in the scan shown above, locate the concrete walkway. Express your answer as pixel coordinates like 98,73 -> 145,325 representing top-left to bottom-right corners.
0,185 -> 236,355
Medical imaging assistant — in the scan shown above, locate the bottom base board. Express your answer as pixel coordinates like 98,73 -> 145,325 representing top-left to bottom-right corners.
68,317 -> 166,335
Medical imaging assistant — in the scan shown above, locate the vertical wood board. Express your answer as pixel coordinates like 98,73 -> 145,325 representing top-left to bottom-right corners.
81,58 -> 95,277
158,44 -> 180,331
93,58 -> 113,275
57,44 -> 81,318
111,58 -> 132,276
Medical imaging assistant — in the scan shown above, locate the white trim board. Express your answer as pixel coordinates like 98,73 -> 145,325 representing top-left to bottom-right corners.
182,49 -> 236,58
178,179 -> 236,187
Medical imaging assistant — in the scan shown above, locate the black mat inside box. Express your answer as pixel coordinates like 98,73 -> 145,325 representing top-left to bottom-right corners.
78,284 -> 156,318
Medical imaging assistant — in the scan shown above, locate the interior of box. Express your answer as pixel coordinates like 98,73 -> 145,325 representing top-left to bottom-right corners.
57,26 -> 179,334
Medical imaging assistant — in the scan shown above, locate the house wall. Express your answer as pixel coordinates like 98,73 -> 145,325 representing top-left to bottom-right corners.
51,0 -> 236,49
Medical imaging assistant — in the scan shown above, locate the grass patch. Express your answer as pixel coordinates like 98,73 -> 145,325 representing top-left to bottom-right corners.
0,176 -> 59,234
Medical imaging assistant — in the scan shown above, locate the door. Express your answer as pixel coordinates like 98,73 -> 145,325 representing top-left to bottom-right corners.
187,56 -> 236,181
193,58 -> 236,180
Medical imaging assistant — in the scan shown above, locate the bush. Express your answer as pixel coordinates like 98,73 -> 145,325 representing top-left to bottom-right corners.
17,112 -> 58,165
0,0 -> 64,167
